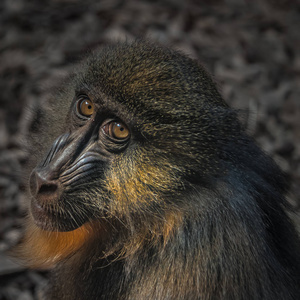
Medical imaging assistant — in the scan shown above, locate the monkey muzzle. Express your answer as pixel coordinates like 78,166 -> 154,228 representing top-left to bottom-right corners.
29,130 -> 103,232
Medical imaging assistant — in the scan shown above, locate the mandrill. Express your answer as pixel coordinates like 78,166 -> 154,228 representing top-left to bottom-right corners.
18,41 -> 300,299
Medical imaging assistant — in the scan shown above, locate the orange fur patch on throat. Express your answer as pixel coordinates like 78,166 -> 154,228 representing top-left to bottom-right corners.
18,220 -> 101,269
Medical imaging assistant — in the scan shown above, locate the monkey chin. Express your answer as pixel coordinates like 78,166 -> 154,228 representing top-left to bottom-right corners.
30,195 -> 87,233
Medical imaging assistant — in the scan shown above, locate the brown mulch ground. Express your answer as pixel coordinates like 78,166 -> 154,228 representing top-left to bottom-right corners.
0,0 -> 300,299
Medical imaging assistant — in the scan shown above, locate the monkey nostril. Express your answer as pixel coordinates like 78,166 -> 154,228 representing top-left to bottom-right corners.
30,169 -> 59,198
38,183 -> 58,195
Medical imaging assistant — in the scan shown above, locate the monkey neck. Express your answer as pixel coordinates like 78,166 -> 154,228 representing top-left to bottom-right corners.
43,210 -> 269,299
18,208 -> 184,270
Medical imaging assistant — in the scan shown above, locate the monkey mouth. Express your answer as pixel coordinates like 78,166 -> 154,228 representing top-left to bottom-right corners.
29,169 -> 84,232
30,196 -> 85,232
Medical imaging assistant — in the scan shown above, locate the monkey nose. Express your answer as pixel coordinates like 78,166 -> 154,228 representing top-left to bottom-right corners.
29,169 -> 59,199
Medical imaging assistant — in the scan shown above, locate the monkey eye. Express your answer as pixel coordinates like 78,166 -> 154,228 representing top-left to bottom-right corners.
76,98 -> 94,117
102,121 -> 130,140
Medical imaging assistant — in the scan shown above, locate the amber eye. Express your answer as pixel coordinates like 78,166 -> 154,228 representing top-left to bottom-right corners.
103,121 -> 130,140
77,98 -> 94,117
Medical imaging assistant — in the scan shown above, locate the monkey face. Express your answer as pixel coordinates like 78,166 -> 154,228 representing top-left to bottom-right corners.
29,94 -> 133,231
28,41 -> 231,233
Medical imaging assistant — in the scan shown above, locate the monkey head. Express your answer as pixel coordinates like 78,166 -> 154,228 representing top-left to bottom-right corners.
28,42 -> 229,232
23,40 -> 284,268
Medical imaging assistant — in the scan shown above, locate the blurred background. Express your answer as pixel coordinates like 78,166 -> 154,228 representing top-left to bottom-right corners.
0,0 -> 299,299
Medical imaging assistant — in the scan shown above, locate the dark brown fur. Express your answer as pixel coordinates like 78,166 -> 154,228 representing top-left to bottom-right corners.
18,41 -> 300,299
